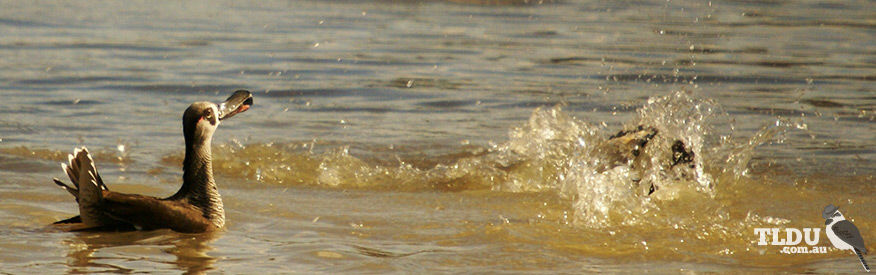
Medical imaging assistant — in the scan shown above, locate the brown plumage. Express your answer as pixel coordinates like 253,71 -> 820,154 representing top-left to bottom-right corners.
52,90 -> 253,233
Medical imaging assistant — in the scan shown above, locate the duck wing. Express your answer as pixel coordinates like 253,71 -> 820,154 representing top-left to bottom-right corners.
99,192 -> 215,233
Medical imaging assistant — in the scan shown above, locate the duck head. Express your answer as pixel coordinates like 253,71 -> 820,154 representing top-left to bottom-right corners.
183,90 -> 254,146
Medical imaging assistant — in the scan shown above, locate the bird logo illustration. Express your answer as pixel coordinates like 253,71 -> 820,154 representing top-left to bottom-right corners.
823,204 -> 870,272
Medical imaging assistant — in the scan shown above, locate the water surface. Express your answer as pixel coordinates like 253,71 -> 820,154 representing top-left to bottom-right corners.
0,0 -> 874,273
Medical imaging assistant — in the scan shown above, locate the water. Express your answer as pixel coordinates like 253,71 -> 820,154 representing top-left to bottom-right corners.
1,0 -> 874,273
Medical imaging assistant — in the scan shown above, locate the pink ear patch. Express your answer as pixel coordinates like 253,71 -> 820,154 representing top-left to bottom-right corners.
238,105 -> 250,113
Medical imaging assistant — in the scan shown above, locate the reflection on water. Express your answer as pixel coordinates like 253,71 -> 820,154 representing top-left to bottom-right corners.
0,0 -> 873,273
61,230 -> 218,274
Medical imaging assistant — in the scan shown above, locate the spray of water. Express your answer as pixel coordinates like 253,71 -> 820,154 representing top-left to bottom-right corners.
205,91 -> 792,231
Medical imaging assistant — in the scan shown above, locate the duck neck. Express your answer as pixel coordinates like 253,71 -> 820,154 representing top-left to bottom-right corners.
174,132 -> 225,228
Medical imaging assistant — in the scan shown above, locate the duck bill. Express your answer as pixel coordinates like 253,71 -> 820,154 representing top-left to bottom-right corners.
218,90 -> 253,120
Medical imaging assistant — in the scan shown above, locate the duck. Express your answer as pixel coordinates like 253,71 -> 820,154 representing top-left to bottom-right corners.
51,90 -> 253,233
600,126 -> 696,195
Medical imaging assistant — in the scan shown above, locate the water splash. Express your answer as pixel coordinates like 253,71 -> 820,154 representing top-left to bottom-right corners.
719,119 -> 789,179
209,91 -> 791,231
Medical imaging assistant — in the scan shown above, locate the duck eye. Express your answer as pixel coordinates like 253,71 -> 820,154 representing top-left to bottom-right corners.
204,110 -> 214,120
